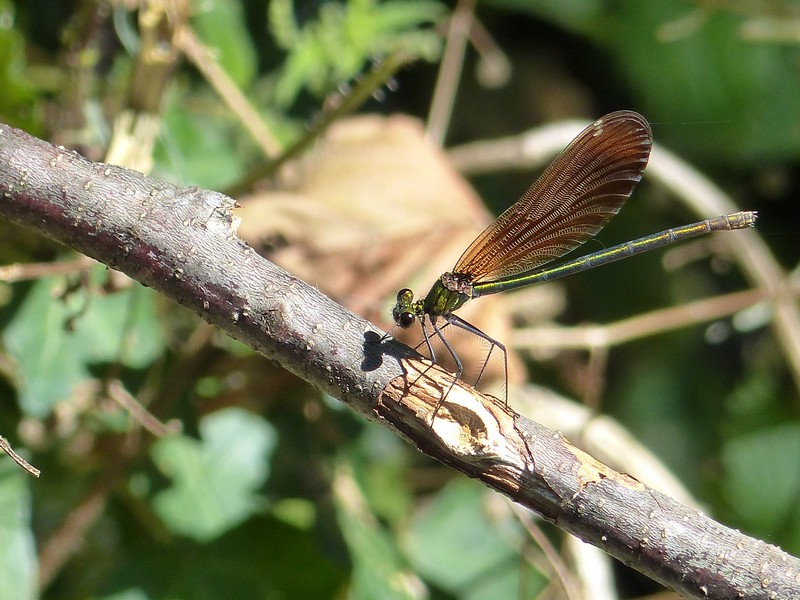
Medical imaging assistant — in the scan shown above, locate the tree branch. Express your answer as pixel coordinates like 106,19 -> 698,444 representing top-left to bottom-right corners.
1,122 -> 797,599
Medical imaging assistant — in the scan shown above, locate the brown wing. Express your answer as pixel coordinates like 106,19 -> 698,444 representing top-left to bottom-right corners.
452,110 -> 652,283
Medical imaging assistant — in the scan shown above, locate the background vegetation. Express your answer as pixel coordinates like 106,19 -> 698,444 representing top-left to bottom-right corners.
1,1 -> 799,598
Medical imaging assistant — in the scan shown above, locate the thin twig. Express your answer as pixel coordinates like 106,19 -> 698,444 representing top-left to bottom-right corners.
0,436 -> 40,477
647,146 -> 800,391
510,286 -> 792,350
106,380 -> 182,438
37,459 -> 127,590
468,16 -> 512,88
177,26 -> 283,159
0,256 -> 95,282
509,502 -> 581,600
426,0 -> 475,145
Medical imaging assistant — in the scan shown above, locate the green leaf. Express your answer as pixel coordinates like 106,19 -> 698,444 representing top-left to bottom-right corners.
0,461 -> 37,600
191,0 -> 257,88
607,4 -> 800,164
352,425 -> 414,525
334,460 -> 416,600
154,92 -> 251,189
406,479 -> 546,599
3,269 -> 166,417
268,0 -> 301,48
150,407 -> 276,541
721,422 -> 800,536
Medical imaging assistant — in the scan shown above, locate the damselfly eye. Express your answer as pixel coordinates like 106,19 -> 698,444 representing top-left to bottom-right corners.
398,312 -> 415,328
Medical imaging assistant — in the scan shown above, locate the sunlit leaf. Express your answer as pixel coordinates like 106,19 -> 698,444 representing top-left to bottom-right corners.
406,479 -> 546,599
151,407 -> 276,541
3,269 -> 165,417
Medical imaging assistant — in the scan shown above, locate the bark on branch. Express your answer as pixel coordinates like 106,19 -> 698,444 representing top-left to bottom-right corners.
1,122 -> 797,599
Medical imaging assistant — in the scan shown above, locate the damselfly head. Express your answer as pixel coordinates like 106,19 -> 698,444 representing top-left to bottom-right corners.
392,288 -> 417,328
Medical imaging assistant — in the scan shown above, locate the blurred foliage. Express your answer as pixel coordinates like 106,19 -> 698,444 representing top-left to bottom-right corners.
0,0 -> 798,599
268,0 -> 444,107
149,408 -> 276,542
0,0 -> 38,132
515,0 -> 800,164
0,461 -> 36,600
3,268 -> 165,418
